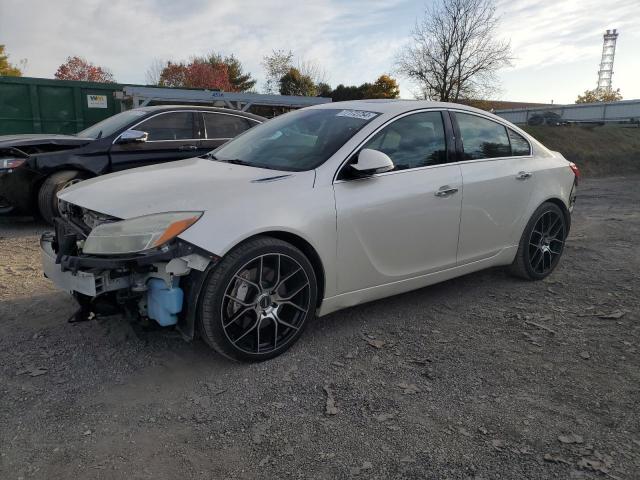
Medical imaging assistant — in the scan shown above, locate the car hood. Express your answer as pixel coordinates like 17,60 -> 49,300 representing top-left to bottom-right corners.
58,157 -> 314,220
0,133 -> 91,149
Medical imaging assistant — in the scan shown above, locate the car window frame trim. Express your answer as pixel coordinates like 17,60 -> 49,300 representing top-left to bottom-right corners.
112,109 -> 261,145
333,108 -> 534,184
448,109 -> 533,160
201,111 -> 261,141
333,108 -> 454,183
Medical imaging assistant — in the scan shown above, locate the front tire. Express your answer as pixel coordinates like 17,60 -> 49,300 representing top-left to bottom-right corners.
510,202 -> 567,280
37,170 -> 87,224
199,236 -> 318,362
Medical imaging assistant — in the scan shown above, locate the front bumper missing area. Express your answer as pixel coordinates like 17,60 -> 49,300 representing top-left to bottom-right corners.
41,236 -> 130,296
40,228 -> 216,338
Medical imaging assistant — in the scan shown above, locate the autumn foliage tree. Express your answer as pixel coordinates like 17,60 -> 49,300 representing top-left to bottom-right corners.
158,59 -> 233,91
0,45 -> 23,77
279,68 -> 317,96
576,88 -> 623,104
326,75 -> 401,101
54,56 -> 115,82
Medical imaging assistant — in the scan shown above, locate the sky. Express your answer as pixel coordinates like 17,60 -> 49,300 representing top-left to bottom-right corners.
1,0 -> 638,104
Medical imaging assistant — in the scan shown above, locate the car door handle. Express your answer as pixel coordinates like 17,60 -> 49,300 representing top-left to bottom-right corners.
516,171 -> 532,180
435,186 -> 459,197
179,145 -> 198,151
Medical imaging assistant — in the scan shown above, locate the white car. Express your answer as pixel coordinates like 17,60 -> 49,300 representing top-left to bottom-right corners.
42,100 -> 579,361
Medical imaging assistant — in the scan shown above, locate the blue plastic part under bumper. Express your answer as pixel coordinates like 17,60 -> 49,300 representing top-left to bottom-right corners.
146,278 -> 184,326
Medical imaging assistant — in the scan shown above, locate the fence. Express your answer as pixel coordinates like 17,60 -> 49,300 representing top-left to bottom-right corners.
494,99 -> 640,125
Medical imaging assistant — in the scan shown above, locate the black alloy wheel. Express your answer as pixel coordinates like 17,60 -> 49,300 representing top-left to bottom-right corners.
199,237 -> 317,362
510,202 -> 567,280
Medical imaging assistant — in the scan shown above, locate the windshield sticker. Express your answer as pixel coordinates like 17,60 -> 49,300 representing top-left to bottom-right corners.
336,110 -> 378,120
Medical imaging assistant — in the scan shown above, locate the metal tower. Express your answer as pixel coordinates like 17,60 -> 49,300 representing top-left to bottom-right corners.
597,29 -> 618,91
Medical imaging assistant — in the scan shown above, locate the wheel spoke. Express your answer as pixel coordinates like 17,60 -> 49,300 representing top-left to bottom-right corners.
278,282 -> 309,301
256,318 -> 262,352
223,306 -> 254,328
273,316 -> 279,349
234,275 -> 260,292
550,221 -> 564,238
275,267 -> 302,291
224,293 -> 254,308
545,217 -> 560,236
534,250 -> 545,272
232,318 -> 260,345
280,301 -> 307,314
257,256 -> 264,288
274,311 -> 300,331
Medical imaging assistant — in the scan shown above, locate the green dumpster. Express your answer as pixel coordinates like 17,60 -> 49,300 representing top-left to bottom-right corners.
0,76 -> 126,135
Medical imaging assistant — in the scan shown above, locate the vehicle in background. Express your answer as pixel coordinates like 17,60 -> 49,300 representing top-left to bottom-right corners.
41,100 -> 579,362
0,106 -> 264,223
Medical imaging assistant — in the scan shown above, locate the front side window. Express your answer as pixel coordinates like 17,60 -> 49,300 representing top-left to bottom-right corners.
204,113 -> 255,139
76,109 -> 147,139
137,112 -> 194,141
213,108 -> 380,171
456,112 -> 510,160
508,129 -> 531,156
361,111 -> 447,171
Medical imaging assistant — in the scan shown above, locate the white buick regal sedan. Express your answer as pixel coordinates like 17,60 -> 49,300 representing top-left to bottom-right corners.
42,100 -> 579,361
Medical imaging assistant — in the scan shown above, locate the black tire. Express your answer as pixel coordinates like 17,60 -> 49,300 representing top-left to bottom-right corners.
510,202 -> 567,280
199,236 -> 318,362
37,170 -> 87,224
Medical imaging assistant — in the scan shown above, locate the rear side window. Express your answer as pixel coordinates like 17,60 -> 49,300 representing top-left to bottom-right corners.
508,129 -> 531,156
137,112 -> 194,141
362,111 -> 447,171
204,113 -> 254,139
456,112 -> 510,160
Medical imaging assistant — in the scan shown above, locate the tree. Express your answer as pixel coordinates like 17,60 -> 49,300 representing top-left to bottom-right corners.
279,68 -> 317,96
0,45 -> 23,77
54,56 -> 115,82
365,75 -> 400,99
327,75 -> 400,101
262,49 -> 294,94
158,59 -> 232,90
316,82 -> 333,98
206,53 -> 256,92
297,59 -> 328,87
576,88 -> 623,104
145,58 -> 165,85
397,0 -> 512,101
330,84 -> 365,102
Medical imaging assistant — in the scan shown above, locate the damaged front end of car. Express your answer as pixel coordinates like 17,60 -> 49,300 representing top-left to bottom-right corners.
40,200 -> 219,339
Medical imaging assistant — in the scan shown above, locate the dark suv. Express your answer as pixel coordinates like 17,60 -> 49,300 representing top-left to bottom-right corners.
0,105 -> 264,223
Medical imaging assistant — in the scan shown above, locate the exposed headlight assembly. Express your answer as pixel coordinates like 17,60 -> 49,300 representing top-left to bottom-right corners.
0,158 -> 26,171
82,211 -> 202,255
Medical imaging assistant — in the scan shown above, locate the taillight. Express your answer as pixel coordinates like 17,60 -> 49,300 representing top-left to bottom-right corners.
569,162 -> 580,182
0,158 -> 26,171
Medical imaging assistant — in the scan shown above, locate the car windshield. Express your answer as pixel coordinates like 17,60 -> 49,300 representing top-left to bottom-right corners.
75,110 -> 148,139
211,108 -> 380,171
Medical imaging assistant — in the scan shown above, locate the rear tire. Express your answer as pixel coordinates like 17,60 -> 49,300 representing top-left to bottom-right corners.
37,170 -> 87,224
198,236 -> 317,362
510,202 -> 567,280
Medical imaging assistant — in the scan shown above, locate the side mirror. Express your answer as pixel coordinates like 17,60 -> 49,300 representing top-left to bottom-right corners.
349,149 -> 394,177
117,129 -> 148,144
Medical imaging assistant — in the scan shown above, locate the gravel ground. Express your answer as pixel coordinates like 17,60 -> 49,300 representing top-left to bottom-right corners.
0,176 -> 639,480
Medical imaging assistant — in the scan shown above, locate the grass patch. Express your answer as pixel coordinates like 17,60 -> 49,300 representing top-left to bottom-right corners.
522,125 -> 640,177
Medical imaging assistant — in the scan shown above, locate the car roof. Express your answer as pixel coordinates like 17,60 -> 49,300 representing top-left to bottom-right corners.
308,99 -> 506,122
131,105 -> 265,122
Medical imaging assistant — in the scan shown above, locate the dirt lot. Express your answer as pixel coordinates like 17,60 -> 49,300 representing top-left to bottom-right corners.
1,176 -> 639,480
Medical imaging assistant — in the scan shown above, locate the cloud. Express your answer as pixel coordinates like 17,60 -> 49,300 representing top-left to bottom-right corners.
1,0 -> 637,103
0,0 -> 407,91
496,0 -> 639,70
